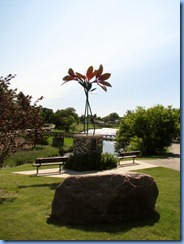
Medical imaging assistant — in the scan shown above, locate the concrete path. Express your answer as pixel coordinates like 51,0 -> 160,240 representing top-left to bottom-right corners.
141,143 -> 180,171
13,143 -> 180,178
13,160 -> 158,178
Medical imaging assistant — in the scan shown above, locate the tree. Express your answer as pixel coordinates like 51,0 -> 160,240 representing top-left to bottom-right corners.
116,105 -> 180,155
52,107 -> 79,132
103,112 -> 119,123
0,74 -> 44,167
40,107 -> 54,124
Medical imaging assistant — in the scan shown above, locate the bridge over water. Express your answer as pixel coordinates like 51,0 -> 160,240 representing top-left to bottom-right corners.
49,132 -> 116,141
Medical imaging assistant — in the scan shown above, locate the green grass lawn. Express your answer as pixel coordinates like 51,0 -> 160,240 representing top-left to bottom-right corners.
0,165 -> 180,240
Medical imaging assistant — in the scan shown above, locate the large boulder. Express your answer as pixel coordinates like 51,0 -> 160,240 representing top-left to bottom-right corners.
50,172 -> 159,224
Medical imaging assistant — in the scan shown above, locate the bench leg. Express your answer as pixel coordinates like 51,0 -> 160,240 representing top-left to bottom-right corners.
59,164 -> 62,174
133,157 -> 135,163
36,165 -> 41,175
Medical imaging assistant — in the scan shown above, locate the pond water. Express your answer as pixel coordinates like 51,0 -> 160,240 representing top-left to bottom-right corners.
86,128 -> 118,154
87,128 -> 118,136
103,141 -> 115,154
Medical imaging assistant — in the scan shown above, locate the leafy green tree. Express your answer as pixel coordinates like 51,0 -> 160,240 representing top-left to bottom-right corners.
116,105 -> 180,155
172,108 -> 180,141
52,107 -> 79,132
41,107 -> 54,124
103,112 -> 119,123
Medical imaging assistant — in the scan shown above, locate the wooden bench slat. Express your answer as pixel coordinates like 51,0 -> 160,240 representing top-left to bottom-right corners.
33,162 -> 64,167
120,151 -> 140,157
122,155 -> 137,158
36,156 -> 68,160
36,156 -> 68,163
116,151 -> 140,164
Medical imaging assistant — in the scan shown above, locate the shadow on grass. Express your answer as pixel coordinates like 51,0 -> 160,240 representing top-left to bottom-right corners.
18,182 -> 60,190
140,152 -> 180,160
0,197 -> 17,204
47,211 -> 160,234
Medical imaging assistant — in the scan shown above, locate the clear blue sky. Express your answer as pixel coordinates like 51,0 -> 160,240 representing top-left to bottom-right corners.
0,0 -> 180,117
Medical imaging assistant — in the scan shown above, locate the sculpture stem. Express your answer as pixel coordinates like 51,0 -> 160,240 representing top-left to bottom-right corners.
84,90 -> 95,135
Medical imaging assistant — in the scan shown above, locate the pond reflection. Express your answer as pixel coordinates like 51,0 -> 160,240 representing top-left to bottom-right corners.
87,128 -> 118,154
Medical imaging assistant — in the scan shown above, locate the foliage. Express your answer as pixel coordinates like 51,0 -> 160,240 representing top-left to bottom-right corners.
126,136 -> 143,153
116,105 -> 180,155
58,145 -> 73,156
40,107 -> 54,124
103,112 -> 119,123
64,152 -> 118,171
99,153 -> 119,170
0,166 -> 180,240
0,74 -> 44,167
62,65 -> 112,134
35,133 -> 49,146
51,107 -> 79,132
64,152 -> 101,171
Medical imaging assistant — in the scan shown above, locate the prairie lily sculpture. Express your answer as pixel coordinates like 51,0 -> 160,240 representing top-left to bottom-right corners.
62,65 -> 112,135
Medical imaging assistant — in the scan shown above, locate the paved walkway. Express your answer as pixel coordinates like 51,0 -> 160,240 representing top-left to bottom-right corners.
13,143 -> 180,178
13,160 -> 158,178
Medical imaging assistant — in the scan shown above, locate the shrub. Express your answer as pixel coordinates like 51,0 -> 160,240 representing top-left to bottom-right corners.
58,145 -> 73,156
64,152 -> 100,171
116,105 -> 180,155
99,153 -> 119,170
126,136 -> 143,153
64,152 -> 118,171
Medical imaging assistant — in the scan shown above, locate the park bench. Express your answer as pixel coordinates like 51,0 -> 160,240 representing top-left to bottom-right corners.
117,151 -> 140,164
32,156 -> 68,175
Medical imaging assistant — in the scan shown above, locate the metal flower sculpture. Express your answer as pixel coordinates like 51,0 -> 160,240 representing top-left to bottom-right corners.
62,64 -> 112,135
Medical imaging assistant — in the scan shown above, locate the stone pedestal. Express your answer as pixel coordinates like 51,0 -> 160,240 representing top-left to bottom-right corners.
52,137 -> 64,147
73,134 -> 103,155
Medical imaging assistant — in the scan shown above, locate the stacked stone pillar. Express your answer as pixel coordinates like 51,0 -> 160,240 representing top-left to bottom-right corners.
73,134 -> 103,155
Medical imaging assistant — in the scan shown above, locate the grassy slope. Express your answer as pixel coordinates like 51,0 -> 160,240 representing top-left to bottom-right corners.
4,138 -> 73,168
0,165 -> 180,240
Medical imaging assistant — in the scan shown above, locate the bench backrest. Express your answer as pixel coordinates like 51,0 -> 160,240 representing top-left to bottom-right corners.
120,151 -> 140,156
36,156 -> 68,164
